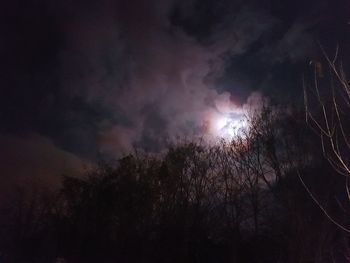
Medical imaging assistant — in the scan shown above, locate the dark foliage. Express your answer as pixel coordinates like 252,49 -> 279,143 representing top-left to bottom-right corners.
1,107 -> 349,263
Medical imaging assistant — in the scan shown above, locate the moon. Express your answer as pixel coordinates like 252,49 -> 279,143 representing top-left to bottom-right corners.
210,112 -> 247,140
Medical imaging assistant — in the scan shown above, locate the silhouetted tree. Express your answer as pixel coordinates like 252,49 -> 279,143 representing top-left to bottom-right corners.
1,105 -> 348,262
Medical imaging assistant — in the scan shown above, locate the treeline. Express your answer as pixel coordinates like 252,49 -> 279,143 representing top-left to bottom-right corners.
1,107 -> 349,263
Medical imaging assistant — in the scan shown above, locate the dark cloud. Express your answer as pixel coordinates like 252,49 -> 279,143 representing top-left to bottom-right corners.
0,0 -> 349,185
0,133 -> 87,199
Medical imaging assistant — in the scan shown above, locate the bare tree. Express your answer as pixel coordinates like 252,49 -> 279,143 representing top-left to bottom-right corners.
303,46 -> 350,234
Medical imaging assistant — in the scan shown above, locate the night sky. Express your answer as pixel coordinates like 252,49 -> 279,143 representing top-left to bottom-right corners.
1,0 -> 350,188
